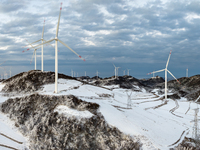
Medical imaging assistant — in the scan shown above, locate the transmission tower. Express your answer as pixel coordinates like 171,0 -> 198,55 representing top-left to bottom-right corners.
192,108 -> 199,141
126,90 -> 132,109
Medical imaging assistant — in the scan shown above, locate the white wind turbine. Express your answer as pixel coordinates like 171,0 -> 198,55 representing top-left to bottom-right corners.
147,50 -> 180,100
96,70 -> 100,79
25,20 -> 46,71
9,67 -> 11,78
28,3 -> 85,93
113,63 -> 120,79
123,70 -> 126,76
71,69 -> 73,77
127,69 -> 130,76
186,68 -> 188,77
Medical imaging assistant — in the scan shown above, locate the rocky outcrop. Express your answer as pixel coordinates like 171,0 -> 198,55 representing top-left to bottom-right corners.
91,76 -> 145,90
154,75 -> 200,101
139,76 -> 164,87
2,70 -> 76,93
0,94 -> 141,150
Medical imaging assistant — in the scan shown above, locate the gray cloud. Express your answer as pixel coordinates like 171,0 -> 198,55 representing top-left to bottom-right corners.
0,0 -> 200,78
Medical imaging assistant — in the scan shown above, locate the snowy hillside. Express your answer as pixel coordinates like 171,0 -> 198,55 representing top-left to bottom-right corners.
0,70 -> 199,150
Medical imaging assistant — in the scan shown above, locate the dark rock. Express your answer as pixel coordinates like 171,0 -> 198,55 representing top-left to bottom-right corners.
140,76 -> 164,87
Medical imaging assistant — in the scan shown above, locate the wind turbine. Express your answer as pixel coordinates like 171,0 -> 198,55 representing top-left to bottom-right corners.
23,39 -> 44,70
27,3 -> 85,93
9,67 -> 11,78
123,70 -> 126,76
127,69 -> 130,76
71,69 -> 73,77
186,68 -> 188,77
113,63 -> 120,79
25,19 -> 46,71
96,70 -> 99,79
147,50 -> 180,100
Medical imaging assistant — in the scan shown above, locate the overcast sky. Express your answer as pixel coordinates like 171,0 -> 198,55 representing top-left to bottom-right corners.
0,0 -> 200,79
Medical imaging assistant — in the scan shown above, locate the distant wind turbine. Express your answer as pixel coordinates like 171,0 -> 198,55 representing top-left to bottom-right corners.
24,19 -> 55,71
96,70 -> 99,79
123,70 -> 126,76
127,69 -> 130,76
113,63 -> 120,79
186,68 -> 188,77
27,3 -> 85,93
147,50 -> 180,100
71,69 -> 73,77
9,67 -> 11,78
23,39 -> 44,70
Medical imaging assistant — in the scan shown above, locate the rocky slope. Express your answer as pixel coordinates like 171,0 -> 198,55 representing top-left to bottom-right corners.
88,75 -> 146,91
2,70 -> 75,93
154,75 -> 200,101
0,70 -> 141,150
1,95 -> 141,150
139,76 -> 165,87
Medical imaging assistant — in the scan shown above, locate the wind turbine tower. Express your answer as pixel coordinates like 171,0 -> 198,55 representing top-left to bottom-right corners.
96,70 -> 99,79
186,68 -> 188,77
9,68 -> 11,78
71,70 -> 73,77
127,69 -> 130,76
116,67 -> 120,77
123,70 -> 126,76
147,50 -> 180,100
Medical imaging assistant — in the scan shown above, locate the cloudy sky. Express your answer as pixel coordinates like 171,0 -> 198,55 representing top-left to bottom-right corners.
0,0 -> 200,79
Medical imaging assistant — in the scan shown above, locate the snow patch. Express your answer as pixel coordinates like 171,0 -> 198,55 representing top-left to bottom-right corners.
54,105 -> 94,120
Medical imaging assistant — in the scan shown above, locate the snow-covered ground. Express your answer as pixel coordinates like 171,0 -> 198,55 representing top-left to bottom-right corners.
0,78 -> 198,150
40,79 -> 198,150
0,84 -> 29,150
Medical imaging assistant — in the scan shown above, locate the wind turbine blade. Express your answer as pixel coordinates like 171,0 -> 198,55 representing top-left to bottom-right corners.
57,38 -> 85,61
28,39 -> 42,45
26,39 -> 37,49
56,3 -> 62,38
112,63 -> 116,68
42,19 -> 45,38
167,70 -> 180,84
147,69 -> 165,75
26,39 -> 55,50
0,61 -> 6,66
166,50 -> 172,69
43,39 -> 54,48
